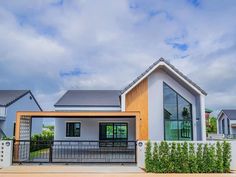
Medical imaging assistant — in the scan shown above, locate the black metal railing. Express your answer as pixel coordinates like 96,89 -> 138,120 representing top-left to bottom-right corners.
13,140 -> 136,163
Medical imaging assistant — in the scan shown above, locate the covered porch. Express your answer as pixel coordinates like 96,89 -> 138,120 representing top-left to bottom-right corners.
14,111 -> 140,163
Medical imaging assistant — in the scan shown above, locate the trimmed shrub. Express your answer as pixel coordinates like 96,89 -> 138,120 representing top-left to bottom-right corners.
188,143 -> 198,173
215,141 -> 223,173
145,140 -> 153,172
144,141 -> 231,173
169,142 -> 178,173
175,143 -> 182,173
208,144 -> 216,173
202,144 -> 210,173
222,141 -> 231,173
181,142 -> 189,173
159,141 -> 170,173
152,142 -> 160,173
196,143 -> 204,173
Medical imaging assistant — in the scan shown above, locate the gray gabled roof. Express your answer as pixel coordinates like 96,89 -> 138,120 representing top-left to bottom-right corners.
54,90 -> 121,107
121,58 -> 207,95
221,110 -> 236,120
0,90 -> 42,110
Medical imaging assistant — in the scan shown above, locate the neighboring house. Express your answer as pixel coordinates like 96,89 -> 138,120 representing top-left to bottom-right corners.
0,90 -> 42,138
52,58 -> 207,141
217,110 -> 236,136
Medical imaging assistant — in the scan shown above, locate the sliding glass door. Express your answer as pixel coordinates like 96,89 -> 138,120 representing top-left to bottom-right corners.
99,122 -> 128,146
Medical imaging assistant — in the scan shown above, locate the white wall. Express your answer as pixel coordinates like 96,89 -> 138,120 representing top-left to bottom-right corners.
147,69 -> 201,141
137,140 -> 236,171
54,117 -> 136,141
230,120 -> 236,134
1,93 -> 42,137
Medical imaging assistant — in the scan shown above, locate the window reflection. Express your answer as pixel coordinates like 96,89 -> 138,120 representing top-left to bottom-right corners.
163,83 -> 193,140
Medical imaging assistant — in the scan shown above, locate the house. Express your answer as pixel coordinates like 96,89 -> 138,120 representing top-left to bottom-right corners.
217,110 -> 236,136
0,90 -> 42,138
51,58 -> 207,142
13,58 -> 207,163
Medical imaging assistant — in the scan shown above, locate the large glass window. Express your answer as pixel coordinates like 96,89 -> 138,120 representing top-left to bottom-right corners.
66,122 -> 81,137
163,83 -> 193,140
99,122 -> 128,147
99,123 -> 128,140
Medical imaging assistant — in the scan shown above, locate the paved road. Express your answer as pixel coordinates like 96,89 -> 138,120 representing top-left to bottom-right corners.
0,173 -> 236,177
0,165 -> 235,177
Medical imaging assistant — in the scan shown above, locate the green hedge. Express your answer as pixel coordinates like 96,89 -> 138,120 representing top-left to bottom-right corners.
145,141 -> 231,173
30,129 -> 54,152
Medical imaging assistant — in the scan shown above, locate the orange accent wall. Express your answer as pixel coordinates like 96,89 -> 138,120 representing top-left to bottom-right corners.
125,78 -> 148,140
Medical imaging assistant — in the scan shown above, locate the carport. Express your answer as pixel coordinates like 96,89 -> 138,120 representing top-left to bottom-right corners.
13,111 -> 140,163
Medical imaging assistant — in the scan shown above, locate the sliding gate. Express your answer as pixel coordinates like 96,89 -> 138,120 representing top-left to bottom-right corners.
13,140 -> 136,163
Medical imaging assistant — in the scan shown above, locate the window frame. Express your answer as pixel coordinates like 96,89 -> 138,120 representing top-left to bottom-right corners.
163,82 -> 193,140
99,122 -> 128,141
65,121 -> 81,137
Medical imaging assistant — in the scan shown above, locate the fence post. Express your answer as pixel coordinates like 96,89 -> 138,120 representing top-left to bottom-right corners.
135,141 -> 137,163
49,141 -> 53,163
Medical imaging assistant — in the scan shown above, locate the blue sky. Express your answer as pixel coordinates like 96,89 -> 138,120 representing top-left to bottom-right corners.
0,0 -> 236,113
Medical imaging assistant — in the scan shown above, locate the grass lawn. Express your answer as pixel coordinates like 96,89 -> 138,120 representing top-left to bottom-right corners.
30,148 -> 49,160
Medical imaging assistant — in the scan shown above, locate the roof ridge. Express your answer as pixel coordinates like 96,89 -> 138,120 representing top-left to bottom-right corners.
121,57 -> 207,95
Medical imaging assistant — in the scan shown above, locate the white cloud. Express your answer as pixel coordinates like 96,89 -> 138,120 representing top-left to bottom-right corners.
0,0 -> 236,111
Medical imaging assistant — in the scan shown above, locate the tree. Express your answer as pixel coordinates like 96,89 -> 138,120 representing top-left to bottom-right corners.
207,117 -> 217,133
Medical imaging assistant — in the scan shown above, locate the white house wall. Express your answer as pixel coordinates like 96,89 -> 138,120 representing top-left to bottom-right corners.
54,117 -> 136,141
148,69 -> 199,141
1,93 -> 42,137
230,120 -> 236,134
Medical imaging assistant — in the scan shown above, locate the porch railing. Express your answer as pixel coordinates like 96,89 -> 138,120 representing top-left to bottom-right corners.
13,140 -> 136,163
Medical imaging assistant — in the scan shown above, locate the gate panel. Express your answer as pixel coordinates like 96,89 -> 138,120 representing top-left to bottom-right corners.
13,140 -> 136,163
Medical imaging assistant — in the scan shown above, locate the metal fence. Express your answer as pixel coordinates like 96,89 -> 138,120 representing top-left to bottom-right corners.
13,140 -> 136,163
